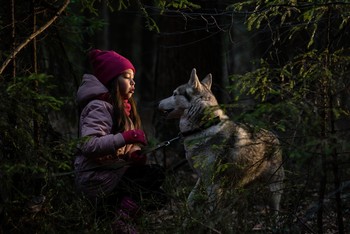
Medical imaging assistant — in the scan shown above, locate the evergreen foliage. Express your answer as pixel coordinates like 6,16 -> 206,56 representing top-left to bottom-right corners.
228,1 -> 350,232
0,0 -> 349,233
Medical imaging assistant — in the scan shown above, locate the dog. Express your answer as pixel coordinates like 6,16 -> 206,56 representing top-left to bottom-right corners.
158,68 -> 284,213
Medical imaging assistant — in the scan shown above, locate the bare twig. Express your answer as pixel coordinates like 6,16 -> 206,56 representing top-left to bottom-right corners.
11,0 -> 16,77
0,0 -> 70,75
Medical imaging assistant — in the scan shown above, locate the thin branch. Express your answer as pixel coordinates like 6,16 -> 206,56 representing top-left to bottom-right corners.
0,0 -> 70,75
11,0 -> 16,78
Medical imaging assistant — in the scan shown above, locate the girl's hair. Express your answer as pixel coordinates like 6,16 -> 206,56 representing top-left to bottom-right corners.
107,78 -> 142,133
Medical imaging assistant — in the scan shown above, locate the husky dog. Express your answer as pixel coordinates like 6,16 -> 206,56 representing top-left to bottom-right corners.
158,68 -> 284,212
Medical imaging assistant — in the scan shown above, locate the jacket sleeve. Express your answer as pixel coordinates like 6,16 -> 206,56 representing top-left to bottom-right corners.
79,100 -> 126,158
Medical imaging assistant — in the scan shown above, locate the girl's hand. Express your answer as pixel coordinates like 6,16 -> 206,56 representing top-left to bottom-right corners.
121,129 -> 147,145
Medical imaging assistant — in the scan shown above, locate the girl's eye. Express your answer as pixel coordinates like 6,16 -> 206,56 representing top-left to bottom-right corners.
123,72 -> 134,79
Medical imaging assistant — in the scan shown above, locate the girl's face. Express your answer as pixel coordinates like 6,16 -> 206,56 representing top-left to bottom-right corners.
117,69 -> 135,99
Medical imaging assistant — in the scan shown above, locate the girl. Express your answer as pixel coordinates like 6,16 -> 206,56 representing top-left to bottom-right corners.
74,49 -> 165,233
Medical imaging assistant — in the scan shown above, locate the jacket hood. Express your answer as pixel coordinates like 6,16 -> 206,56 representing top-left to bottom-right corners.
76,74 -> 109,107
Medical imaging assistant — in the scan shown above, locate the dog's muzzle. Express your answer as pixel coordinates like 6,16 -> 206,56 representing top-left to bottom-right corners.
160,109 -> 174,115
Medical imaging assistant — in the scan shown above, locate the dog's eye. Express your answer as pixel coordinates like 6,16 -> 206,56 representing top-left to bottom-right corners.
173,92 -> 177,96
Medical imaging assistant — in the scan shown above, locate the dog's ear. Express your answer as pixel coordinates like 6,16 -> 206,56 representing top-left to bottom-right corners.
201,74 -> 212,90
189,68 -> 202,90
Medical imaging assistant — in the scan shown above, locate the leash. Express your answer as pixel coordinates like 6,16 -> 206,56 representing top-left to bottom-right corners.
143,133 -> 190,174
141,133 -> 182,154
43,134 -> 183,178
50,118 -> 224,177
43,124 -> 225,178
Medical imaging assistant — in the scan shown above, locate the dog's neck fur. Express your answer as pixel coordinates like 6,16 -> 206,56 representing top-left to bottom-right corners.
179,103 -> 228,135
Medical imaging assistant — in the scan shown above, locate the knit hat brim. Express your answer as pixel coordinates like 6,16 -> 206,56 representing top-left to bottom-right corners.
89,49 -> 135,86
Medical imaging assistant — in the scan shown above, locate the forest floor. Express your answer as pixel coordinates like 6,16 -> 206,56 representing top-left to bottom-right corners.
140,158 -> 350,234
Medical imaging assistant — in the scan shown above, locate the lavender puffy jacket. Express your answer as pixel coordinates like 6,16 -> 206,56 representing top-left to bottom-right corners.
74,74 -> 134,199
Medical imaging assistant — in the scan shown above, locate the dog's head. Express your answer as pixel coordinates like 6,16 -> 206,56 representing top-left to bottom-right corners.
158,68 -> 215,119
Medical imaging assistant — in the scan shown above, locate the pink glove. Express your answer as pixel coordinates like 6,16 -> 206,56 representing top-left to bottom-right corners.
128,150 -> 147,165
121,129 -> 147,145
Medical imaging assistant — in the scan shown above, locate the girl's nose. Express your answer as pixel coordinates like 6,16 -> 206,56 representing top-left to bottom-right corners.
130,79 -> 135,85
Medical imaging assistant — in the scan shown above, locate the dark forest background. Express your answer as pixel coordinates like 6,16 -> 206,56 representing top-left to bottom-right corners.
1,0 -> 349,233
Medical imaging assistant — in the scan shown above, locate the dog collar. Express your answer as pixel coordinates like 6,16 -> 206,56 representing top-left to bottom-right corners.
180,116 -> 221,137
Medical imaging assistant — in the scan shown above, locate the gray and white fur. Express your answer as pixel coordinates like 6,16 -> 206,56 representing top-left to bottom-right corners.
159,68 -> 284,212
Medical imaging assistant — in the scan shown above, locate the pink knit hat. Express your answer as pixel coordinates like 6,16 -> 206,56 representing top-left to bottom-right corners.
89,49 -> 135,86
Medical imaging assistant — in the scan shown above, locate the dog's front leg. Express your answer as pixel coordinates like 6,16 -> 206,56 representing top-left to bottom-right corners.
268,167 -> 285,213
207,183 -> 222,212
187,177 -> 201,209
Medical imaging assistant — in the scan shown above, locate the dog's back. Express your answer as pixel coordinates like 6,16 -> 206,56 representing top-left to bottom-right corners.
183,118 -> 284,207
